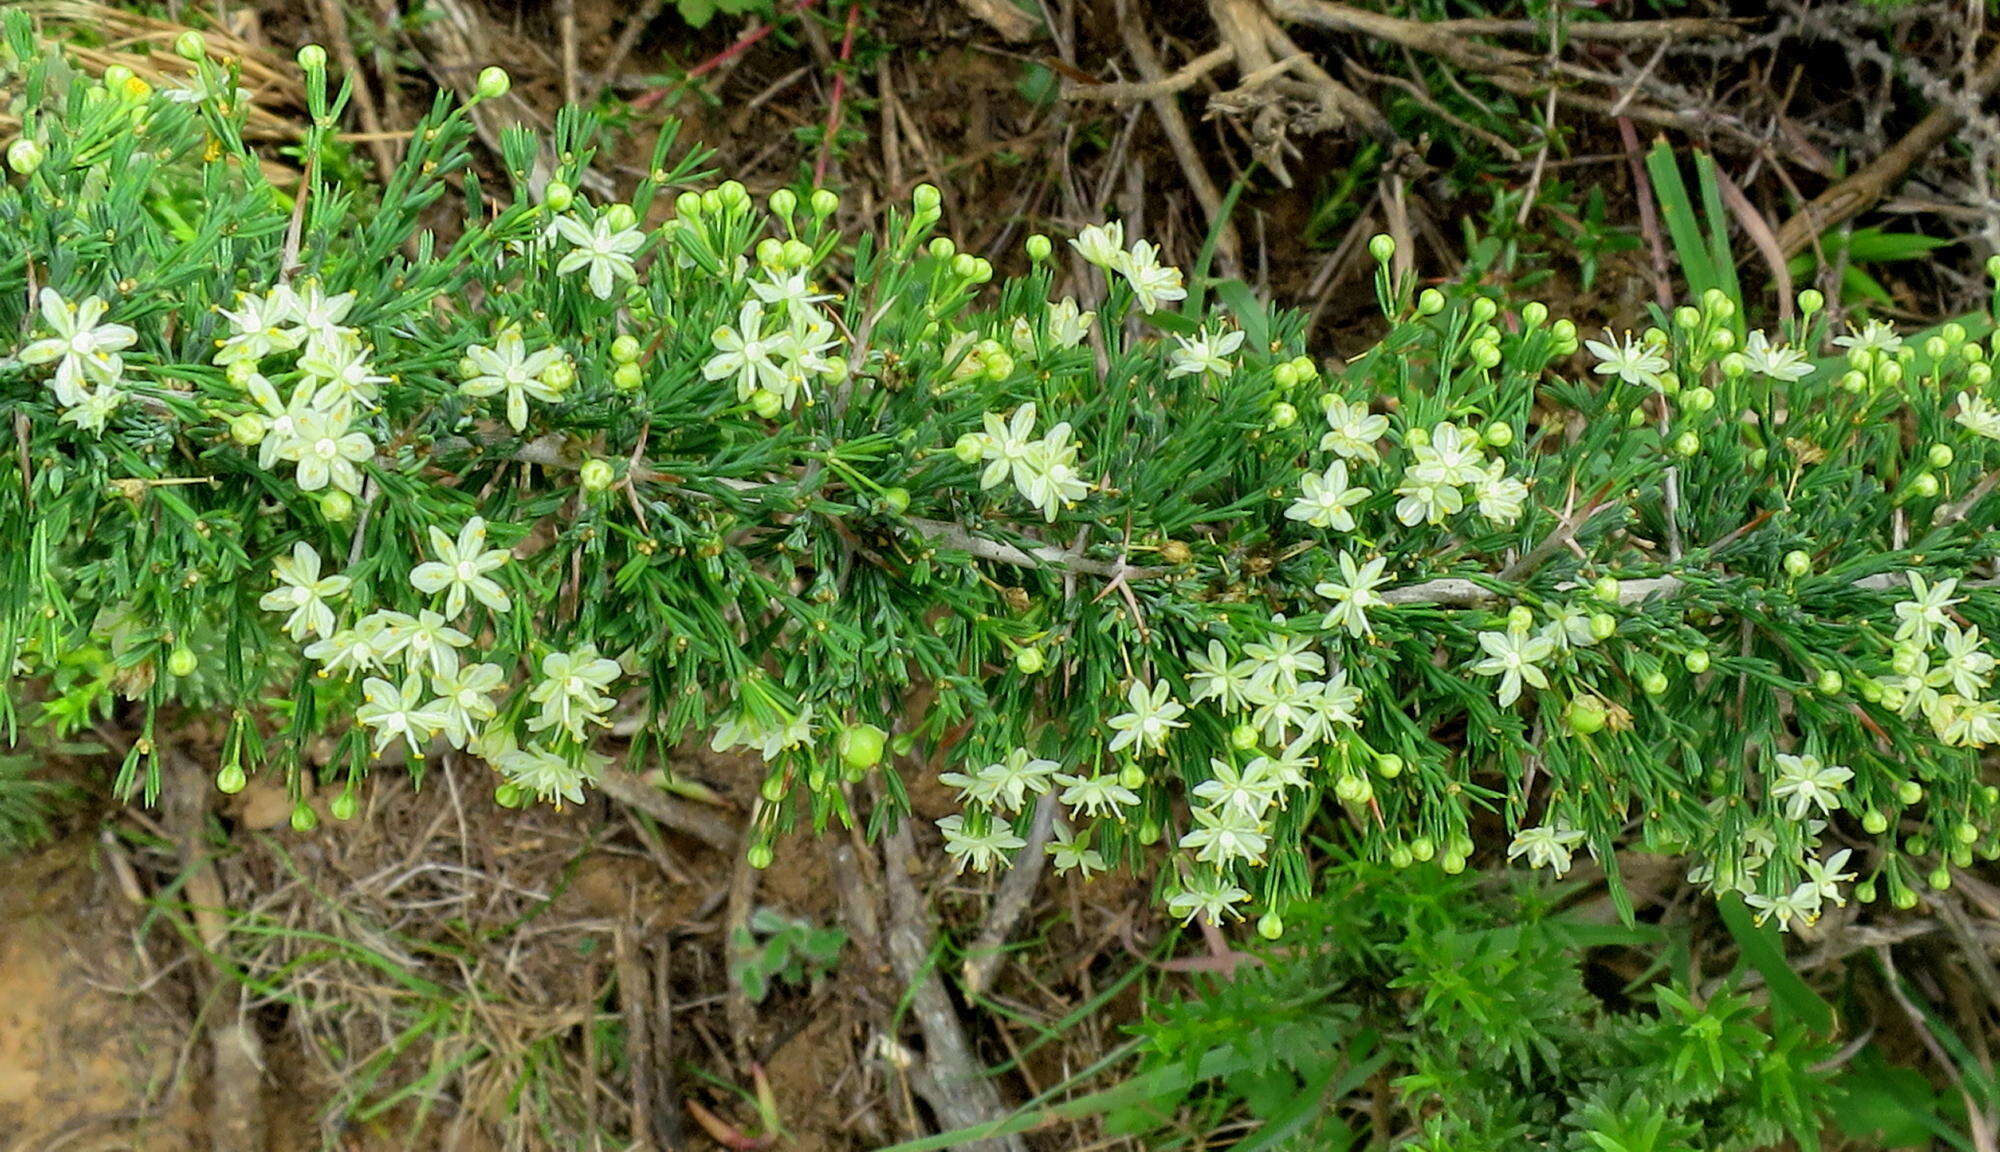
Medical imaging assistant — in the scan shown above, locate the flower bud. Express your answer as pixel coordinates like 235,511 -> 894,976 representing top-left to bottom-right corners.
291,802 -> 319,832
1440,852 -> 1467,875
1230,723 -> 1260,751
229,413 -> 268,445
540,358 -> 576,392
952,433 -> 985,464
613,362 -> 643,392
750,389 -> 784,419
756,237 -> 785,268
166,646 -> 197,677
1673,306 -> 1700,331
1469,296 -> 1497,325
1896,779 -> 1924,805
175,30 -> 207,60
611,334 -> 641,364
768,188 -> 797,218
1589,612 -> 1616,641
1683,648 -> 1711,674
1708,327 -> 1734,352
494,782 -> 526,808
951,253 -> 980,280
810,188 -> 839,217
1593,575 -> 1622,603
1025,234 -> 1052,262
912,183 -> 942,216
104,64 -> 134,93
1402,836 -> 1431,862
319,490 -> 354,522
747,843 -> 775,869
1013,646 -> 1045,674
580,459 -> 615,491
717,180 -> 748,210
1910,472 -> 1939,499
473,66 -> 511,101
1521,301 -> 1548,328
1928,443 -> 1955,469
1672,431 -> 1700,457
1374,753 -> 1403,778
1798,288 -> 1824,315
1507,605 -> 1535,631
605,203 -> 638,231
1482,421 -> 1513,448
1782,549 -> 1812,578
837,723 -> 887,770
1118,763 -> 1145,790
329,791 -> 358,821
781,238 -> 813,267
1416,288 -> 1445,316
1272,362 -> 1300,389
1389,844 -> 1414,869
879,486 -> 911,515
1333,774 -> 1372,804
1816,669 -> 1844,695
1256,912 -> 1284,940
297,44 -> 329,72
217,764 -> 247,794
4,135 -> 41,176
1367,233 -> 1396,264
1268,402 -> 1298,430
1642,670 -> 1670,695
1470,341 -> 1501,371
674,190 -> 703,218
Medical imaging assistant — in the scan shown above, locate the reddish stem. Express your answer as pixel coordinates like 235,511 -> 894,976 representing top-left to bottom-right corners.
632,0 -> 822,111
812,2 -> 862,187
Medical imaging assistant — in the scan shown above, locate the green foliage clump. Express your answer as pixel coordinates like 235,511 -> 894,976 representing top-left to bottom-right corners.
2,13 -> 2000,934
1112,861 -> 1836,1151
731,906 -> 846,1003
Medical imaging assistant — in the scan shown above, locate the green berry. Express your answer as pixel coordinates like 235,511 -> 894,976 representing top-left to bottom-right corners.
837,723 -> 887,770
166,646 -> 197,677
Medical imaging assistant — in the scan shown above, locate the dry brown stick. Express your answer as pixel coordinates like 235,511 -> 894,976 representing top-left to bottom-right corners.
957,0 -> 1039,41
721,804 -> 764,1069
961,791 -> 1059,996
163,750 -> 264,1152
1774,40 -> 2000,258
1117,20 -> 1241,275
595,767 -> 739,851
1062,44 -> 1235,101
1714,163 -> 1795,323
614,922 -> 656,1151
1439,15 -> 1749,42
651,937 -> 682,1150
881,820 -> 1028,1152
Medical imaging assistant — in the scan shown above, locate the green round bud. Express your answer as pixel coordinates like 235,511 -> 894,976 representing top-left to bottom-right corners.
104,65 -> 135,93
1507,605 -> 1535,632
1289,355 -> 1319,381
1374,753 -> 1403,778
297,44 -> 329,72
1268,402 -> 1298,430
1798,288 -> 1824,315
1564,696 -> 1608,736
1593,575 -> 1622,603
1719,353 -> 1746,379
1672,431 -> 1701,458
1470,341 -> 1502,371
1929,866 -> 1953,891
760,774 -> 786,802
1404,426 -> 1430,448
1470,297 -> 1498,325
1334,774 -> 1370,803
494,782 -> 526,808
674,190 -> 703,218
1014,646 -> 1045,675
1118,763 -> 1146,791
1907,834 -> 1931,857
1230,723 -> 1261,751
750,389 -> 784,420
1881,360 -> 1903,387
174,30 -> 207,60
1641,671 -> 1670,695
229,413 -> 268,445
1136,819 -> 1161,846
1683,649 -> 1711,675
1410,836 -> 1436,862
837,723 -> 887,770
474,66 -> 510,101
1589,612 -> 1617,641
1957,822 -> 1981,845
1910,472 -> 1940,499
579,459 -> 615,492
912,183 -> 942,216
1522,301 -> 1548,328
1782,549 -> 1812,578
1855,879 -> 1877,904
167,646 -> 197,677
1891,884 -> 1919,910
1483,421 -> 1513,448
611,334 -> 642,364
1926,336 -> 1950,362
1389,845 -> 1414,869
1552,318 -> 1577,342
540,359 -> 576,392
604,203 -> 638,232
1416,288 -> 1445,316
810,189 -> 839,217
1897,780 -> 1924,805
953,433 -> 985,464
1928,443 -> 1955,469
747,843 -> 775,870
1440,852 -> 1467,875
1248,911 -> 1282,940
1816,669 -> 1844,695
1863,809 -> 1889,835
1367,233 -> 1396,264
1673,306 -> 1701,331
613,362 -> 644,392
1748,447 -> 1769,470
329,791 -> 358,821
291,802 -> 318,832
533,180 -> 572,214
755,237 -> 786,268
216,764 -> 247,794
1272,362 -> 1300,390
880,487 -> 911,515
5,137 -> 44,175
1971,362 -> 1994,386
319,490 -> 354,522
1025,234 -> 1052,262
781,239 -> 813,268
1682,386 -> 1715,413
950,253 -> 979,280
768,188 -> 797,219
890,732 -> 916,757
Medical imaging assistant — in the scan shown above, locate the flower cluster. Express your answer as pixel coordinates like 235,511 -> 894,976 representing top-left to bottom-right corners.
703,262 -> 843,413
959,403 -> 1091,521
16,289 -> 138,434
1070,221 -> 1187,314
1877,574 -> 2000,748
